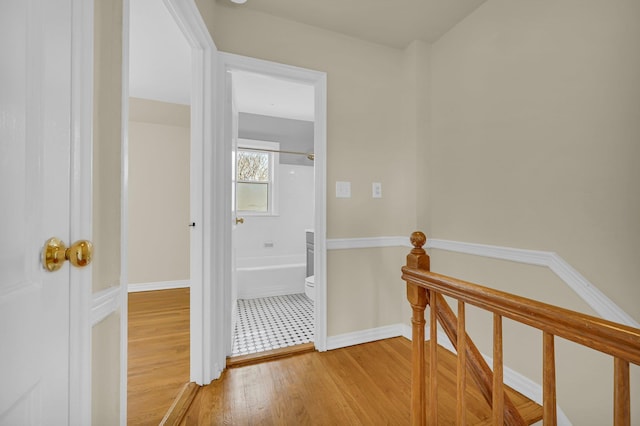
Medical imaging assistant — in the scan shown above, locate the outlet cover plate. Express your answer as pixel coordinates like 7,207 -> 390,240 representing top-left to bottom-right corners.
336,181 -> 351,198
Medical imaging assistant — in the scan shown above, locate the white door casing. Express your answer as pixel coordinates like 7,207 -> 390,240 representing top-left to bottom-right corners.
216,53 -> 328,359
0,0 -> 93,424
228,71 -> 240,355
159,0 -> 220,385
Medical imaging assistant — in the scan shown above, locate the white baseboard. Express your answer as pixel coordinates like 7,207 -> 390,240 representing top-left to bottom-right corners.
91,286 -> 121,326
127,280 -> 190,293
326,324 -> 406,351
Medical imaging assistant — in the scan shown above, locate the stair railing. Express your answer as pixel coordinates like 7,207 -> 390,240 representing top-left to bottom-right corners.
402,231 -> 640,426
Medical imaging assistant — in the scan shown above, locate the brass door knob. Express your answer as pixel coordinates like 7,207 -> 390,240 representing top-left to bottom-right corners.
235,217 -> 244,225
43,237 -> 94,272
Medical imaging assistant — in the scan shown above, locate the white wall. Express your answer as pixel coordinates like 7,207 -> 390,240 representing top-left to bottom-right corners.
235,164 -> 314,261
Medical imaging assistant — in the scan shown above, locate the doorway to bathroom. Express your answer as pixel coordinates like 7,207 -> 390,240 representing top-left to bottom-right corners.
228,69 -> 317,360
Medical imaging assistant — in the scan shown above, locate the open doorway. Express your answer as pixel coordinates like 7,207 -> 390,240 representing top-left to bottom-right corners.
121,3 -> 325,418
217,54 -> 328,365
126,0 -> 192,422
228,70 -> 317,360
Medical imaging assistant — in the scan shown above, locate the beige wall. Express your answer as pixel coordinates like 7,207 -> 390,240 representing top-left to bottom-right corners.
93,0 -> 123,293
327,247 -> 408,336
127,98 -> 190,284
428,0 -> 640,423
400,40 -> 432,235
92,312 -> 121,426
123,1 -> 639,422
206,4 -> 420,334
92,0 -> 123,422
210,6 -> 418,239
429,0 -> 640,320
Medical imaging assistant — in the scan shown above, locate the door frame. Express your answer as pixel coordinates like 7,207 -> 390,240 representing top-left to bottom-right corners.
119,5 -> 328,411
70,0 -> 95,423
216,52 -> 328,360
160,0 -> 220,386
120,1 -> 218,414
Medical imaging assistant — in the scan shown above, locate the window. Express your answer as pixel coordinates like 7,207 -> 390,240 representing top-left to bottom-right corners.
235,139 -> 279,215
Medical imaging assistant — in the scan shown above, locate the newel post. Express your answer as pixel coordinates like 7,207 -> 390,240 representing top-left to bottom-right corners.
406,231 -> 430,426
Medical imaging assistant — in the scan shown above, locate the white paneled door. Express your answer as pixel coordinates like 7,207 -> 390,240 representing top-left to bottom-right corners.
0,0 -> 90,424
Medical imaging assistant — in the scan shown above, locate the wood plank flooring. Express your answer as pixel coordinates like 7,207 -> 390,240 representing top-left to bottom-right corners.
182,337 -> 542,425
128,288 -> 190,425
127,290 -> 541,425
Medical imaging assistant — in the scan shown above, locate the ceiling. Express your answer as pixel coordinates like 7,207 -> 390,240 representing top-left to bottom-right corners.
216,0 -> 488,49
129,0 -> 315,120
129,0 -> 191,105
232,71 -> 314,122
129,0 -> 487,117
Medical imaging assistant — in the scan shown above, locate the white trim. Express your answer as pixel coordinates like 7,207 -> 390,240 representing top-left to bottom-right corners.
127,280 -> 190,293
313,74 -> 328,351
427,238 -> 639,328
428,239 -> 550,266
91,287 -> 122,326
400,323 -> 413,341
237,263 -> 305,272
120,0 -> 130,423
69,0 -> 94,423
162,0 -> 218,386
236,138 -> 280,216
325,236 -> 638,328
326,324 -> 406,351
327,236 -> 408,250
217,52 -> 328,353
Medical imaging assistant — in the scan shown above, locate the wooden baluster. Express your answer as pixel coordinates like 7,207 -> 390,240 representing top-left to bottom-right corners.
406,232 -> 429,426
543,332 -> 557,425
493,314 -> 504,425
429,291 -> 438,425
433,293 -> 526,425
614,357 -> 630,426
407,283 -> 427,426
457,301 -> 467,426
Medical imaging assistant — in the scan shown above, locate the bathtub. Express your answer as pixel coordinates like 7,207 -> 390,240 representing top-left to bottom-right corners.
236,254 -> 306,299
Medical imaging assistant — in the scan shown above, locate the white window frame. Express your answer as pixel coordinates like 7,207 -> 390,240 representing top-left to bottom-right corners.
236,138 -> 279,216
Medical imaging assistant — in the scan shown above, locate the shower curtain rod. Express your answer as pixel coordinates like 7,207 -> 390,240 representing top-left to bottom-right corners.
240,146 -> 315,161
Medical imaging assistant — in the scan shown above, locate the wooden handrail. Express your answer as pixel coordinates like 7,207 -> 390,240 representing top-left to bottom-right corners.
401,267 -> 640,365
403,231 -> 640,425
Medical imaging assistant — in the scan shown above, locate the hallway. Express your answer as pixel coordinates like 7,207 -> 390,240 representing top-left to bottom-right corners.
127,288 -> 190,425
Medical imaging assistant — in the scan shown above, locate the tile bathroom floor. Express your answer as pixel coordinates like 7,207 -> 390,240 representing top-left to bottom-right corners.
231,293 -> 314,357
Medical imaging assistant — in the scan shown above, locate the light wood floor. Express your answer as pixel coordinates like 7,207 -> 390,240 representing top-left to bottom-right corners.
127,291 -> 541,425
182,337 -> 542,425
128,288 -> 190,425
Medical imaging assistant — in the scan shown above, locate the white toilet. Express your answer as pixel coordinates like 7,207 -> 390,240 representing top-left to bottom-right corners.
304,275 -> 315,301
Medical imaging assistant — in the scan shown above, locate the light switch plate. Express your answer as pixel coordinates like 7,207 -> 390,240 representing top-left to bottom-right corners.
372,182 -> 382,198
336,181 -> 351,198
